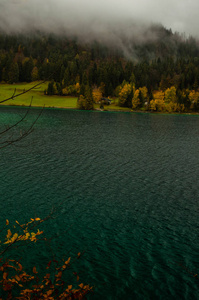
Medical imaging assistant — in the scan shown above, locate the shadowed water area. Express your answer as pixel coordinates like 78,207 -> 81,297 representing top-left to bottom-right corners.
0,107 -> 199,299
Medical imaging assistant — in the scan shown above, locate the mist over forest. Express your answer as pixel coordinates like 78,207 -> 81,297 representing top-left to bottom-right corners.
0,0 -> 199,60
1,0 -> 199,113
1,0 -> 199,37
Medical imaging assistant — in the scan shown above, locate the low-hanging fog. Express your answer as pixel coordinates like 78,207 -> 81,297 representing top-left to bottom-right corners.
1,0 -> 198,36
0,0 -> 198,59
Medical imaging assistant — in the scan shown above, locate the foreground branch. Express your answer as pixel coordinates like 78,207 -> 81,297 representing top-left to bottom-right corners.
0,81 -> 46,104
0,81 -> 47,149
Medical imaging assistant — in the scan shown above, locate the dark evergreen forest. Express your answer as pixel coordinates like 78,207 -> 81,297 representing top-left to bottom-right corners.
1,25 -> 199,112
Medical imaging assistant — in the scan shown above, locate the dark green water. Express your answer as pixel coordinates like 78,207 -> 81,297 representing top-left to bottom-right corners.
0,107 -> 199,299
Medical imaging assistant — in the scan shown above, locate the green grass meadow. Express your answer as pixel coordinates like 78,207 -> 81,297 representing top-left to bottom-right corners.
0,82 -> 132,112
0,82 -> 78,109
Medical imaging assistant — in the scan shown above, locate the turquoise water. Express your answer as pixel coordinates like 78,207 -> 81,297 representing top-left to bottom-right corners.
0,107 -> 199,299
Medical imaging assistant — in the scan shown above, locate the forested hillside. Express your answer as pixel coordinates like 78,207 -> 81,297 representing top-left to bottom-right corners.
1,24 -> 199,112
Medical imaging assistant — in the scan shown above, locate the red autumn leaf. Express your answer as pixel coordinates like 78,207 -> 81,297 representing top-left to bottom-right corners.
3,283 -> 12,291
17,263 -> 23,271
46,261 -> 52,269
57,271 -> 62,278
68,285 -> 72,290
3,272 -> 8,280
33,266 -> 38,274
46,290 -> 53,296
15,275 -> 21,282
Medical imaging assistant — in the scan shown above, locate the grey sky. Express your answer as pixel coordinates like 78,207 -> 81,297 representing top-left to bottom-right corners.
0,0 -> 198,38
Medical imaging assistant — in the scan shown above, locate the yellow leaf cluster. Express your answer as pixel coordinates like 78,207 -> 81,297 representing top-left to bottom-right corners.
119,83 -> 133,105
189,90 -> 199,108
164,86 -> 177,103
139,86 -> 148,101
132,89 -> 141,109
92,88 -> 102,103
165,102 -> 183,113
150,91 -> 165,111
0,218 -> 93,299
75,82 -> 80,95
4,219 -> 43,244
150,99 -> 165,111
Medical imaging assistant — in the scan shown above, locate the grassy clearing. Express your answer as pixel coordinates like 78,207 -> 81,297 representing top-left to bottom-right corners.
95,99 -> 132,112
0,82 -> 132,112
0,82 -> 78,108
103,103 -> 132,112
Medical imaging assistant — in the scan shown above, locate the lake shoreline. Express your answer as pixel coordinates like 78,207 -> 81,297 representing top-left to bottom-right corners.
1,103 -> 199,116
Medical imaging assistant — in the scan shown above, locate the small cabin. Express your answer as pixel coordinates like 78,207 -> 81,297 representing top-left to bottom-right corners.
101,97 -> 111,105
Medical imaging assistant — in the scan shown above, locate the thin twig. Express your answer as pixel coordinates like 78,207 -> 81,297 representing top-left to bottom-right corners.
0,81 -> 46,104
0,105 -> 45,149
0,97 -> 33,137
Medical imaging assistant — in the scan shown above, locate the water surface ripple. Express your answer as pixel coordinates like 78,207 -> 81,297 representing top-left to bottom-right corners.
0,108 -> 199,299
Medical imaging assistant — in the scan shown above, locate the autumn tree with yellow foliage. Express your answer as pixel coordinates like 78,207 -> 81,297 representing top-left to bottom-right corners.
139,87 -> 149,108
164,86 -> 177,104
132,89 -> 141,110
188,90 -> 199,110
118,82 -> 134,107
150,91 -> 165,111
77,85 -> 94,110
92,88 -> 102,103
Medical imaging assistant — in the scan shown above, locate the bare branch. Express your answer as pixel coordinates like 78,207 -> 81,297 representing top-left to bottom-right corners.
0,97 -> 33,137
0,105 -> 45,150
0,80 -> 46,104
0,79 -> 48,148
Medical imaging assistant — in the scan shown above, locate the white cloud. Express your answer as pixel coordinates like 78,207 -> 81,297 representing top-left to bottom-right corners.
0,0 -> 198,37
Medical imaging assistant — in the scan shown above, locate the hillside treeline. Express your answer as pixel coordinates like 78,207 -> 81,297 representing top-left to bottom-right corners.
1,26 -> 199,112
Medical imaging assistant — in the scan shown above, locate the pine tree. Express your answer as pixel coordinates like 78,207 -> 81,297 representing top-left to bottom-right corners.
8,62 -> 19,83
